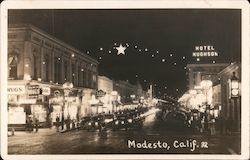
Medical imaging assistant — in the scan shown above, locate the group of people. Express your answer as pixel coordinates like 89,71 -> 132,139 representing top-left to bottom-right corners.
55,115 -> 80,132
26,116 -> 39,132
158,107 -> 218,135
187,112 -> 216,135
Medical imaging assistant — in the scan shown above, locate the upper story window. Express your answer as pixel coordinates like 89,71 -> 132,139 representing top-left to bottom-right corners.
8,48 -> 20,80
72,63 -> 75,85
44,55 -> 50,82
33,54 -> 37,80
64,60 -> 69,82
54,57 -> 61,84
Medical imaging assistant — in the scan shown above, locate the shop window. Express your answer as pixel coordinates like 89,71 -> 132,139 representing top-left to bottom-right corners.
8,48 -> 20,80
84,70 -> 87,87
93,74 -> 97,88
54,57 -> 61,83
78,66 -> 82,87
81,68 -> 85,87
72,64 -> 75,85
88,71 -> 92,88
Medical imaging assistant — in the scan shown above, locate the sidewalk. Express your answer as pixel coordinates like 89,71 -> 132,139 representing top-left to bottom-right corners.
8,126 -> 58,137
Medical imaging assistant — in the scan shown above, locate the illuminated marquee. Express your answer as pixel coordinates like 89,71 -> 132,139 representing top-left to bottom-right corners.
192,45 -> 219,57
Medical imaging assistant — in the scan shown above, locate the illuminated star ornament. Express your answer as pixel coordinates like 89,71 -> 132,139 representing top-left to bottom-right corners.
116,44 -> 126,55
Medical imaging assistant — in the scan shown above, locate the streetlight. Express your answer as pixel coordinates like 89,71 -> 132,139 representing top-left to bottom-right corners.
62,82 -> 73,130
229,72 -> 240,133
200,80 -> 212,104
230,72 -> 240,98
111,91 -> 118,112
200,80 -> 213,126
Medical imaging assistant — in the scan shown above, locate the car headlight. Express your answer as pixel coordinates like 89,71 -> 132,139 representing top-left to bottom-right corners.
121,121 -> 124,124
115,121 -> 119,125
95,122 -> 98,126
88,122 -> 91,126
128,119 -> 132,123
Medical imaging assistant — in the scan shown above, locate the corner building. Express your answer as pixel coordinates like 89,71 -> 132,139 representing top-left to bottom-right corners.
8,24 -> 98,128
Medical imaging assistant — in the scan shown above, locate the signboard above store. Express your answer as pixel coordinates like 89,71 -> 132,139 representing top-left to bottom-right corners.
8,85 -> 26,95
96,90 -> 106,97
42,87 -> 51,96
27,85 -> 40,96
192,45 -> 218,57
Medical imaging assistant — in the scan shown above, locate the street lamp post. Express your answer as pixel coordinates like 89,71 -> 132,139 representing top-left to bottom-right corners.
229,72 -> 240,132
200,80 -> 213,133
230,72 -> 239,98
62,82 -> 73,130
111,91 -> 118,113
200,80 -> 212,104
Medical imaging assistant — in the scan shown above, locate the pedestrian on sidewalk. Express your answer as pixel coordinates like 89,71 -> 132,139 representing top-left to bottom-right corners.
29,117 -> 34,132
56,115 -> 60,132
66,115 -> 71,131
209,118 -> 216,135
61,115 -> 64,130
35,118 -> 39,132
200,117 -> 205,133
72,119 -> 76,129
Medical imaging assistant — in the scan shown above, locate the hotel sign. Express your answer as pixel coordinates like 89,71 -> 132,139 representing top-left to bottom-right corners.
8,85 -> 26,95
192,45 -> 218,57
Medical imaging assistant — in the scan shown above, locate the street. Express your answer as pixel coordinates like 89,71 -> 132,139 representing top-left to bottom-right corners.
8,107 -> 240,154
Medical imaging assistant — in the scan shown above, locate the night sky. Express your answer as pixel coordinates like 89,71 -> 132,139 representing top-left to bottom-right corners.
8,9 -> 241,98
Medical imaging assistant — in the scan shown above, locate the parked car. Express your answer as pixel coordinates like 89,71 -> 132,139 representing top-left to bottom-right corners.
103,113 -> 115,128
86,114 -> 105,132
112,114 -> 130,131
80,116 -> 92,129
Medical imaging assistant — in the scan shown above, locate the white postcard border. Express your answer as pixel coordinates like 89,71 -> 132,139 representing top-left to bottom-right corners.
1,0 -> 249,159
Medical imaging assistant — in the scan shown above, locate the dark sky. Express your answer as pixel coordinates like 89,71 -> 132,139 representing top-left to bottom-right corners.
8,9 -> 241,98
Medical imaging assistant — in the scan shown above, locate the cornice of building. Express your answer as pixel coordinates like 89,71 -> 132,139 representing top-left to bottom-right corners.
218,62 -> 241,76
186,63 -> 229,68
98,75 -> 113,82
8,23 -> 99,65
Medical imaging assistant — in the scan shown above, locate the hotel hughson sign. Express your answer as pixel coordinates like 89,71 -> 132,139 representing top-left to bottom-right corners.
192,45 -> 219,57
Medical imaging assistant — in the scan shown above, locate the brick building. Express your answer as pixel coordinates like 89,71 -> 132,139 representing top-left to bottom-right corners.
8,24 -> 98,127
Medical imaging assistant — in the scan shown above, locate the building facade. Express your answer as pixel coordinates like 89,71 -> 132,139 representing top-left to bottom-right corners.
113,80 -> 139,104
97,76 -> 113,94
96,76 -> 114,113
187,63 -> 229,90
8,24 -> 98,127
217,62 -> 241,133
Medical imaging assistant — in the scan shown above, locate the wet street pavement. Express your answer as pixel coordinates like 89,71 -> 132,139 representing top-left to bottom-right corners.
8,108 -> 240,154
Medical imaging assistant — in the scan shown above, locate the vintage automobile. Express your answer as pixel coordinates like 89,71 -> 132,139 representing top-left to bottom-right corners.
112,113 -> 130,131
103,113 -> 114,128
79,116 -> 92,129
127,115 -> 143,130
85,114 -> 105,132
112,111 -> 144,131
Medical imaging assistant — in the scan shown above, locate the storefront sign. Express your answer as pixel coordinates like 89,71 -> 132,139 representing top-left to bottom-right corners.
96,90 -> 106,97
54,90 -> 61,97
27,85 -> 40,96
192,45 -> 218,57
8,112 -> 26,124
49,97 -> 63,104
8,85 -> 25,95
18,98 -> 37,104
42,87 -> 51,96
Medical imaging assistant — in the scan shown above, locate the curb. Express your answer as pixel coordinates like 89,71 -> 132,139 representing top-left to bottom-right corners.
60,126 -> 81,133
